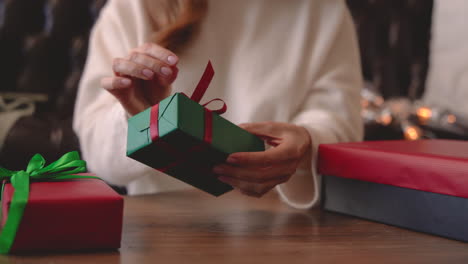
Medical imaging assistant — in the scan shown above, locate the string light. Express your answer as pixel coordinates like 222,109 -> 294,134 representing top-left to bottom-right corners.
361,86 -> 468,140
416,107 -> 432,124
446,114 -> 456,124
403,125 -> 422,140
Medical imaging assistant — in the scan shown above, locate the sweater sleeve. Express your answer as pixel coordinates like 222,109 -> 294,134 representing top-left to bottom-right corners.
276,1 -> 364,209
73,0 -> 159,186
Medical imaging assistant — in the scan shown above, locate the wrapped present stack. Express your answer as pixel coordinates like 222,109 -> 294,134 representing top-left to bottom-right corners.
0,152 -> 123,253
126,61 -> 265,196
318,140 -> 468,242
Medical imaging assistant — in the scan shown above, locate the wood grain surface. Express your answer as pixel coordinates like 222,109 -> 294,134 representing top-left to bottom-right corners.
3,190 -> 467,264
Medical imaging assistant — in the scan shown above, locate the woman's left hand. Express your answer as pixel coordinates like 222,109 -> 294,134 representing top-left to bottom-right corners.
213,122 -> 312,197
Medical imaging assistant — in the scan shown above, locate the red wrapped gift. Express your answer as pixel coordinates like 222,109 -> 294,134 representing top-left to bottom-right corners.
0,152 -> 123,253
318,139 -> 468,242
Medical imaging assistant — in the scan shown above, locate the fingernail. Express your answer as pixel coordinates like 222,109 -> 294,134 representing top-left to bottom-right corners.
120,79 -> 131,86
167,55 -> 178,65
160,66 -> 173,76
227,156 -> 238,164
142,69 -> 154,78
212,166 -> 224,174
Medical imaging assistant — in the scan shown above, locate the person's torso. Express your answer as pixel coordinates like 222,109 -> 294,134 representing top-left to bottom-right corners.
170,0 -> 322,125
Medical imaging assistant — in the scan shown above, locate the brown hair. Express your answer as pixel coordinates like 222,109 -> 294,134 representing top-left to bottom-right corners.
144,0 -> 208,53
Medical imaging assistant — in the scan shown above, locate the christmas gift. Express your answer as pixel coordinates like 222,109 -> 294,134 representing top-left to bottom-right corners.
0,151 -> 123,253
318,139 -> 468,242
126,61 -> 265,196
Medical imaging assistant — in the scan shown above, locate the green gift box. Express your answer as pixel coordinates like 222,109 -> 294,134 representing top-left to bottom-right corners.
126,62 -> 265,196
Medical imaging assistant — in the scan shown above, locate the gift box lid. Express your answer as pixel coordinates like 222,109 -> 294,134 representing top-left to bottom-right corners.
2,174 -> 123,208
127,93 -> 264,156
318,140 -> 468,198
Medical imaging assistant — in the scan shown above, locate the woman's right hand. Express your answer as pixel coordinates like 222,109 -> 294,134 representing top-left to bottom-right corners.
101,43 -> 179,116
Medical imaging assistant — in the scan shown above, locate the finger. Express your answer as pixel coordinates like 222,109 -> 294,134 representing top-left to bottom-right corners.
141,77 -> 173,106
138,66 -> 178,106
240,122 -> 284,146
239,189 -> 263,198
126,52 -> 177,80
113,58 -> 155,80
212,162 -> 296,183
150,64 -> 179,88
101,77 -> 150,116
101,76 -> 132,90
239,122 -> 282,137
227,141 -> 301,167
218,175 -> 289,197
135,43 -> 179,66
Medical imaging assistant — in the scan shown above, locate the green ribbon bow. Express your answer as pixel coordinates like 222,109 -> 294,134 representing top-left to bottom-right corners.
0,151 -> 99,254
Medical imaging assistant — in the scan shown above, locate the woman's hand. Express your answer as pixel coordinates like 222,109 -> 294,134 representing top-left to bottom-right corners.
213,122 -> 312,197
101,43 -> 179,115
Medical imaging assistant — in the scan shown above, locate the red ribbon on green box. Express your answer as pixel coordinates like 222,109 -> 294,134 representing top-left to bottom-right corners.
149,61 -> 227,172
0,151 -> 98,254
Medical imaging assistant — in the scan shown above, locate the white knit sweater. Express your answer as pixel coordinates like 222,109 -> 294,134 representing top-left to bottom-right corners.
74,0 -> 363,209
424,0 -> 468,116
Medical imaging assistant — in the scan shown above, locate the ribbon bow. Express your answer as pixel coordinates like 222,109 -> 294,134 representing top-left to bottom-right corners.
149,61 -> 227,172
188,61 -> 227,114
0,151 -> 99,254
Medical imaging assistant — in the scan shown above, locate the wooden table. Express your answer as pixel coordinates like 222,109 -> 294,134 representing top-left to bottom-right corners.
3,190 -> 468,263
